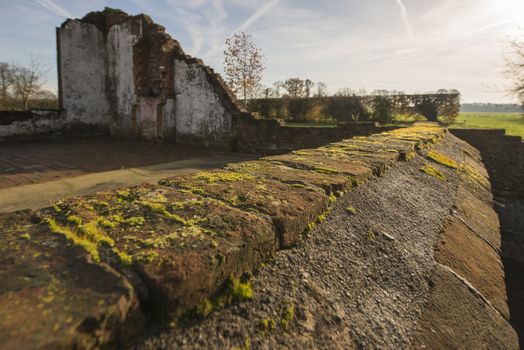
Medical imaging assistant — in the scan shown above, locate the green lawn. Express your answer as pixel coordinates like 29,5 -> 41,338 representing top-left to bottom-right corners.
451,112 -> 524,138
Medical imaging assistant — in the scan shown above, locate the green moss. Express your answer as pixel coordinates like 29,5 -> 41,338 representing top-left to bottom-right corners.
367,229 -> 376,241
196,298 -> 214,318
42,216 -> 135,266
117,251 -> 133,266
108,214 -> 145,227
239,162 -> 259,169
42,217 -> 101,263
313,167 -> 338,174
116,189 -> 133,201
52,203 -> 62,213
346,206 -> 357,215
420,164 -> 446,181
91,200 -> 110,210
306,221 -> 316,234
231,276 -> 253,302
427,150 -> 458,169
227,194 -> 243,206
124,216 -> 146,227
188,275 -> 254,322
134,250 -> 159,263
329,193 -> 337,204
292,150 -> 313,156
351,178 -> 367,187
126,231 -> 181,249
80,221 -> 114,247
193,171 -> 254,184
140,201 -> 188,225
20,233 -> 31,240
231,337 -> 251,350
288,183 -> 321,192
258,318 -> 276,335
96,217 -> 117,229
171,198 -> 205,211
281,303 -> 295,330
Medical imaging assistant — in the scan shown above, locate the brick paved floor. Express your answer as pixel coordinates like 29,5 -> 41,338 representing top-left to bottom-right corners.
0,138 -> 220,189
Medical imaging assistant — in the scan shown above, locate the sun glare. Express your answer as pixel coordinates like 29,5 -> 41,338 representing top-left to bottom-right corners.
491,0 -> 524,23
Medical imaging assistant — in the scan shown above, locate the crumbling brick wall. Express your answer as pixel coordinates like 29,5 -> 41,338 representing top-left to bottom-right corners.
57,8 -> 242,147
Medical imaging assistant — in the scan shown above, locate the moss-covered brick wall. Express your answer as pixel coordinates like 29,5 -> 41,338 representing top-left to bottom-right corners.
0,123 -> 517,348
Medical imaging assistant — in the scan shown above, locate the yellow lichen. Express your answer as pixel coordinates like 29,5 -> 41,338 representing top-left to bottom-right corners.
427,150 -> 458,169
281,303 -> 295,330
420,164 -> 446,181
346,206 -> 357,215
20,233 -> 31,240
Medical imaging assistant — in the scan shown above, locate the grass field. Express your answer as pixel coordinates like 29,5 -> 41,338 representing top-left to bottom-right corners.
451,112 -> 524,138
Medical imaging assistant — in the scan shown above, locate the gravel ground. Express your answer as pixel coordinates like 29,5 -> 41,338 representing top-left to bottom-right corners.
131,139 -> 462,350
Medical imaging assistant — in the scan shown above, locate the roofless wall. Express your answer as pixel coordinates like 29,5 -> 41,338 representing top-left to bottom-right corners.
57,8 -> 241,147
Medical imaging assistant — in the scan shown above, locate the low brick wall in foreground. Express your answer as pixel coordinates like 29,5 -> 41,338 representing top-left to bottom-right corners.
0,124 -> 517,348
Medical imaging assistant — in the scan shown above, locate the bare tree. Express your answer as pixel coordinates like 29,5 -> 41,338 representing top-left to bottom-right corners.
224,30 -> 265,107
272,81 -> 284,97
283,78 -> 305,98
315,82 -> 328,97
262,87 -> 273,99
505,37 -> 524,105
304,79 -> 315,97
0,62 -> 12,99
334,87 -> 354,97
248,82 -> 265,99
10,58 -> 49,110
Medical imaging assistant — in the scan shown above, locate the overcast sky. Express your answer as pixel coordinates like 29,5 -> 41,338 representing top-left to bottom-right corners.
1,0 -> 523,103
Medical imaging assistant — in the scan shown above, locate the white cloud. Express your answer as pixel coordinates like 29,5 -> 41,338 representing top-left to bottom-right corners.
239,0 -> 280,30
34,0 -> 72,18
393,0 -> 414,40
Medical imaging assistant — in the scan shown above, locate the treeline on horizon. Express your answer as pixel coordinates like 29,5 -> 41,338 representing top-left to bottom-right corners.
247,90 -> 461,125
460,103 -> 523,113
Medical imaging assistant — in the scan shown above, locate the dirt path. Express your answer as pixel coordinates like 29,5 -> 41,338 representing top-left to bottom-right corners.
0,138 -> 225,189
132,150 -> 460,349
0,154 -> 255,213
